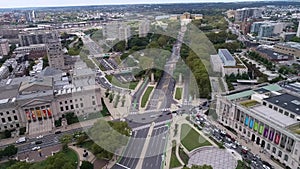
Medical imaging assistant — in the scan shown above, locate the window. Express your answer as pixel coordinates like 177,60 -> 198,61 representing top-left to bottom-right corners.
60,102 -> 62,105
263,102 -> 266,106
284,111 -> 289,116
273,107 -> 278,111
80,103 -> 84,108
6,111 -> 9,115
92,96 -> 95,99
8,117 -> 12,122
65,101 -> 67,104
269,105 -> 273,109
284,154 -> 288,161
70,100 -> 73,103
80,98 -> 82,101
272,147 -> 276,153
75,99 -> 77,102
12,110 -> 15,113
295,149 -> 298,155
14,116 -> 18,121
65,106 -> 69,111
279,109 -> 283,113
60,107 -> 64,111
267,144 -> 270,150
16,124 -> 19,127
290,114 -> 295,119
278,151 -> 282,157
2,118 -> 5,123
0,112 -> 2,116
92,101 -> 96,105
10,125 -> 13,128
76,104 -> 79,108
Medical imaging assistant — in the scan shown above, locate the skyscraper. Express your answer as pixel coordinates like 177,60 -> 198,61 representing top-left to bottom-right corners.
296,21 -> 300,37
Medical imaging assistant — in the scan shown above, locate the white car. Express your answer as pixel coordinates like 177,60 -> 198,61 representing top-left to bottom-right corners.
36,135 -> 43,139
32,146 -> 41,151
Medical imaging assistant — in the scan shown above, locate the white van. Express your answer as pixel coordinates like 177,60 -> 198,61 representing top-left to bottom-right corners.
16,137 -> 26,144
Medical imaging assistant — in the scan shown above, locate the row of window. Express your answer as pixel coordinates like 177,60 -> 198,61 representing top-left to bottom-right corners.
1,116 -> 18,123
0,123 -> 19,131
0,110 -> 16,116
263,102 -> 296,119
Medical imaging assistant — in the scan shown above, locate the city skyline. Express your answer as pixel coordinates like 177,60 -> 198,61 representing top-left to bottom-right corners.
0,0 -> 284,8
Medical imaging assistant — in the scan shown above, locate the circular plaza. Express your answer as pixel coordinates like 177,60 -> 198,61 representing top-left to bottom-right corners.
188,147 -> 237,169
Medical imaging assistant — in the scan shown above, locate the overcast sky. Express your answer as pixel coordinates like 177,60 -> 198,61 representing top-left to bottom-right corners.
0,0 -> 261,8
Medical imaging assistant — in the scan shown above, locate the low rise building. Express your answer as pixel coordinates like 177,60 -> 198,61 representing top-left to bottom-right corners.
0,66 -> 9,79
211,49 -> 248,77
216,84 -> 300,169
274,42 -> 300,61
0,60 -> 102,135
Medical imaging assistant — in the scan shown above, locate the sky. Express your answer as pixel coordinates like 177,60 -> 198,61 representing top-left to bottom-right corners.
0,0 -> 263,8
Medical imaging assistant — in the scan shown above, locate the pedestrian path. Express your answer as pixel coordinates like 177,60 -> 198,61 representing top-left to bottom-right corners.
69,145 -> 96,168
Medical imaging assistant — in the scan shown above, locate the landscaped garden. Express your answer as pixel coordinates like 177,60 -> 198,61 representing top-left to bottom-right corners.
141,86 -> 154,108
180,124 -> 212,151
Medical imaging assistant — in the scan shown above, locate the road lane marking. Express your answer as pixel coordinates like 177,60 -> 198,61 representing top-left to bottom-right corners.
116,163 -> 131,169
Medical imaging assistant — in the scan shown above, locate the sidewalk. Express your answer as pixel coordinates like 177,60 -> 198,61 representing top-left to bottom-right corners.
69,145 -> 96,168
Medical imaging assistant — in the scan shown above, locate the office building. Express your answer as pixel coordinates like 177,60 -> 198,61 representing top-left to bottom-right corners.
102,22 -> 131,41
258,25 -> 274,38
46,33 -> 65,70
216,84 -> 300,169
274,42 -> 300,61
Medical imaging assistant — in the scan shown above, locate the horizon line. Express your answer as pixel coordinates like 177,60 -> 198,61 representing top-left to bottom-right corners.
0,0 -> 297,9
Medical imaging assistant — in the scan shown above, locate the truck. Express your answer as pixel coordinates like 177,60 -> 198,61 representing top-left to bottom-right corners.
15,137 -> 26,144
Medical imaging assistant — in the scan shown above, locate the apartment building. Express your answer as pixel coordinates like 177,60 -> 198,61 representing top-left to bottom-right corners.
0,38 -> 9,56
274,42 -> 300,61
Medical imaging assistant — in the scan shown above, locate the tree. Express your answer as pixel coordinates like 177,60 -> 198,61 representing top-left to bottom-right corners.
80,161 -> 93,169
105,89 -> 110,98
109,93 -> 114,103
60,134 -> 72,151
2,145 -> 18,157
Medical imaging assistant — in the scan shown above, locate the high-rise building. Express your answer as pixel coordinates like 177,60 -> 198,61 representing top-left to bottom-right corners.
235,8 -> 263,22
258,25 -> 274,38
46,32 -> 65,70
0,39 -> 10,56
296,21 -> 300,37
102,22 -> 131,41
139,20 -> 150,38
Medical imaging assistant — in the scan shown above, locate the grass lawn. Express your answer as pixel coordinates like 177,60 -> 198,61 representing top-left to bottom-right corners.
175,87 -> 182,100
106,75 -> 138,90
170,141 -> 182,168
180,124 -> 212,151
141,86 -> 154,108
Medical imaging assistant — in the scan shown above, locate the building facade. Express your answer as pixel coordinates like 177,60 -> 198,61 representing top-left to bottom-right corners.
274,42 -> 300,61
216,84 -> 300,169
0,61 -> 102,135
0,39 -> 10,56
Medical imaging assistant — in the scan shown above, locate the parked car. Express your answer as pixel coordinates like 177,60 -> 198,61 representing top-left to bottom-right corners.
32,146 -> 41,151
35,140 -> 43,145
54,131 -> 62,134
36,135 -> 43,139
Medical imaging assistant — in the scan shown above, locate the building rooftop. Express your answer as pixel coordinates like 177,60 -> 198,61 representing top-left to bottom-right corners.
283,82 -> 300,94
277,42 -> 300,50
264,93 -> 300,115
219,49 -> 235,61
251,105 -> 298,128
225,84 -> 282,101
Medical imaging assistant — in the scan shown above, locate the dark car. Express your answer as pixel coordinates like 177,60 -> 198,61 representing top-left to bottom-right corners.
35,140 -> 43,145
55,131 -> 62,134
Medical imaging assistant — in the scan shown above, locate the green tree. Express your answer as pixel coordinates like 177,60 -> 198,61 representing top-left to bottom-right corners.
80,161 -> 93,169
60,134 -> 72,151
3,145 -> 18,157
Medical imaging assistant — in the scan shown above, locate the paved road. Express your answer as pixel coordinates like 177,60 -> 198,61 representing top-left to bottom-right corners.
142,124 -> 169,169
112,128 -> 149,169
